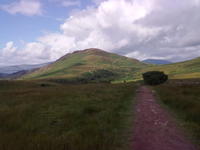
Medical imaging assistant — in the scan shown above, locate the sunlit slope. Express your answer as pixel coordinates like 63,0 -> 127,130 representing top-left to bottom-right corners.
22,48 -> 148,80
138,57 -> 200,79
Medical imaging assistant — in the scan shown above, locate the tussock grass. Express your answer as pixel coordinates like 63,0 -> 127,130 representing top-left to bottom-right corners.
0,80 -> 136,150
154,79 -> 200,146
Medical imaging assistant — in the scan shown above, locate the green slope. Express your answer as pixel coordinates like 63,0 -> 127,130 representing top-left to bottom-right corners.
138,57 -> 200,79
22,48 -> 149,80
21,48 -> 200,80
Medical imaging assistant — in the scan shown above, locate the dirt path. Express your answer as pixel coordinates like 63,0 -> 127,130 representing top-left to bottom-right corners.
132,86 -> 197,150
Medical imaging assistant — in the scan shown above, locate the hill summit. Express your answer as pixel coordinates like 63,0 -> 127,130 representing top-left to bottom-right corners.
22,48 -> 148,80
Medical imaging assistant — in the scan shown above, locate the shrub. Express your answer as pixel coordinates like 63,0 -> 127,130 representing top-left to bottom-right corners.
48,70 -> 117,84
40,83 -> 51,87
142,71 -> 168,85
78,69 -> 117,83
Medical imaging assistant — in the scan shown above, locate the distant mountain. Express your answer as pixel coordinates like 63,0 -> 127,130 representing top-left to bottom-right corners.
0,70 -> 36,79
22,48 -> 149,80
0,73 -> 8,78
0,63 -> 50,74
142,59 -> 172,65
7,70 -> 32,79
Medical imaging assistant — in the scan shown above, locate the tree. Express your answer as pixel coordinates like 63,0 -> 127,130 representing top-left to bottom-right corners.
142,71 -> 168,85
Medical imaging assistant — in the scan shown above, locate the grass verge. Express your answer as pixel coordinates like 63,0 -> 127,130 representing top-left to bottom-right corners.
154,79 -> 200,146
0,80 -> 136,150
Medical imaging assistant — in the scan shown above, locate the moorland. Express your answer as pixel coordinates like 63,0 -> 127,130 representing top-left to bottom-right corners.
0,48 -> 199,149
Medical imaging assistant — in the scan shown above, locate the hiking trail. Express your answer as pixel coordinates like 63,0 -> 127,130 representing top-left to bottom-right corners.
132,86 -> 197,150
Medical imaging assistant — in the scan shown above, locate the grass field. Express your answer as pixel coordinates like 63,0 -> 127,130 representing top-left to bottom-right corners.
0,80 -> 137,150
154,79 -> 200,145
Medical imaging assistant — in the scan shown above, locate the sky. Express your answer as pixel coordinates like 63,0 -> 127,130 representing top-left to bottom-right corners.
0,0 -> 200,66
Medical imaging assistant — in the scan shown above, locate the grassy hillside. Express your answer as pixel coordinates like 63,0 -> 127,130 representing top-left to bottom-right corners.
138,57 -> 200,79
0,80 -> 137,150
21,48 -> 148,80
22,48 -> 200,80
154,79 -> 200,146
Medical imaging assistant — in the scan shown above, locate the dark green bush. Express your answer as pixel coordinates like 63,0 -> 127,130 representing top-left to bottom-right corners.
48,70 -> 117,84
78,69 -> 117,83
142,71 -> 168,85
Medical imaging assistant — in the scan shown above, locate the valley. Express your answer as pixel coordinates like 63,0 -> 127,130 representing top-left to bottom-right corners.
0,49 -> 199,150
0,79 -> 199,150
1,0 -> 199,149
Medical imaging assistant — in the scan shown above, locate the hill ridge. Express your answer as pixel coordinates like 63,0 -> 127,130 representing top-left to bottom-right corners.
21,48 -> 200,80
22,48 -> 148,80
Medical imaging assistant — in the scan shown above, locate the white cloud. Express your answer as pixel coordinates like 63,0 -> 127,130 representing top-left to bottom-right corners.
61,0 -> 80,7
1,0 -> 200,65
38,33 -> 76,59
91,0 -> 107,5
1,41 -> 17,57
49,0 -> 80,7
0,34 -> 76,65
0,42 -> 48,66
0,0 -> 43,16
60,0 -> 158,51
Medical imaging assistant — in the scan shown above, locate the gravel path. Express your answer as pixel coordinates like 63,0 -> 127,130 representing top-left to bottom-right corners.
132,86 -> 197,150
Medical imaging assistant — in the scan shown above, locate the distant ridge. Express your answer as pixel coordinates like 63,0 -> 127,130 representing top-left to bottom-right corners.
142,59 -> 172,65
0,63 -> 50,74
0,73 -> 8,78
